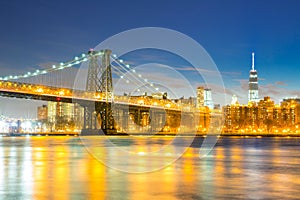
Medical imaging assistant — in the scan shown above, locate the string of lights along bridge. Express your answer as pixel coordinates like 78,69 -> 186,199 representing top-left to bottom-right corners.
0,49 -> 215,135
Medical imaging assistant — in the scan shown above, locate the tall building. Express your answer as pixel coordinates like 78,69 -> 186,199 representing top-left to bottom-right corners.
222,96 -> 300,133
204,88 -> 214,109
37,105 -> 48,121
248,52 -> 259,103
196,86 -> 204,108
47,102 -> 84,131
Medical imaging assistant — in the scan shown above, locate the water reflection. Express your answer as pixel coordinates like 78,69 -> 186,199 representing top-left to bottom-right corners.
0,136 -> 300,199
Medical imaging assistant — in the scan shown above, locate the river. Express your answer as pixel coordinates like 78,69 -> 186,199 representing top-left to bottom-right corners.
0,135 -> 299,199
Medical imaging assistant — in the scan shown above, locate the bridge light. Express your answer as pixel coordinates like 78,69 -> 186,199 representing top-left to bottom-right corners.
126,80 -> 129,83
52,65 -> 56,69
155,87 -> 159,91
132,69 -> 136,73
112,54 -> 117,58
150,83 -> 153,87
81,53 -> 86,57
9,75 -> 13,79
119,59 -> 123,63
138,74 -> 142,77
75,56 -> 79,60
67,64 -> 72,67
83,58 -> 88,62
36,70 -> 40,73
125,64 -> 130,68
120,76 -> 124,79
42,70 -> 47,74
27,72 -> 31,75
14,76 -> 18,79
59,90 -> 65,95
36,88 -> 43,93
144,79 -> 148,82
0,77 -> 2,80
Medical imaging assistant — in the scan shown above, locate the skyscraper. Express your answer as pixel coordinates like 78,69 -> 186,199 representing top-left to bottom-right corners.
248,52 -> 259,103
204,88 -> 214,109
196,86 -> 204,108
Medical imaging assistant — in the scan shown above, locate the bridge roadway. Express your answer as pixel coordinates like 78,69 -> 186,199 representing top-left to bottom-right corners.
0,80 -> 212,134
0,80 -> 181,110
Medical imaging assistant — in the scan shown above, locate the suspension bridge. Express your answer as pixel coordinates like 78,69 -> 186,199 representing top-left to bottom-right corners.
0,49 -> 212,135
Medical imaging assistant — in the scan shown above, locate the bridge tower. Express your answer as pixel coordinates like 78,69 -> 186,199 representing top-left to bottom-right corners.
84,49 -> 116,134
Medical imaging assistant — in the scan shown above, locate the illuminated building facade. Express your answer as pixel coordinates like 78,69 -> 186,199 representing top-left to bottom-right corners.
204,88 -> 213,109
37,105 -> 48,121
196,86 -> 204,108
223,96 -> 300,134
47,102 -> 84,132
248,52 -> 259,103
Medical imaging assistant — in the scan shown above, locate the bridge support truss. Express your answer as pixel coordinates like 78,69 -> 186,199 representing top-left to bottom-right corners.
82,49 -> 116,134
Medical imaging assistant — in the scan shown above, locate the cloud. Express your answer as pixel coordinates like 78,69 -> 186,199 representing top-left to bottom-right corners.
275,81 -> 287,86
221,71 -> 242,76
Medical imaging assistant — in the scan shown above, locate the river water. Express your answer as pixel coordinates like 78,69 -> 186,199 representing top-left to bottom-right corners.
0,136 -> 300,199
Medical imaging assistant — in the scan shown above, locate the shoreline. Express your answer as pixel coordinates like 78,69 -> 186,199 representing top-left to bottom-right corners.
1,132 -> 300,137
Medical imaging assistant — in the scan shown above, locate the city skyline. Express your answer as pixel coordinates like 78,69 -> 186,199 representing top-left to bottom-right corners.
0,0 -> 299,117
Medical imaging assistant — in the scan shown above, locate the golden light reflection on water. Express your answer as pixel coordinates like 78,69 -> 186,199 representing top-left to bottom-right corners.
0,136 -> 300,199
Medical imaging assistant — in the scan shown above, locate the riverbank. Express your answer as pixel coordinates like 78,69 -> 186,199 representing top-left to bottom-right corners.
1,132 -> 300,137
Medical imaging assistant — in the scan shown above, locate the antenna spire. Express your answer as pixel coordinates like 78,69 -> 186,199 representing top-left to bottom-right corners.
252,52 -> 255,71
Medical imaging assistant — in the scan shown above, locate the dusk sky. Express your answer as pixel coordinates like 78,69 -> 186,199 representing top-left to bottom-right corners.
0,0 -> 300,117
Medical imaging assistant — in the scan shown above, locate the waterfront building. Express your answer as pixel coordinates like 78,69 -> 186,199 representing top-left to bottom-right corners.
37,105 -> 48,121
222,96 -> 300,134
196,86 -> 204,108
248,52 -> 259,103
204,88 -> 214,109
47,102 -> 84,132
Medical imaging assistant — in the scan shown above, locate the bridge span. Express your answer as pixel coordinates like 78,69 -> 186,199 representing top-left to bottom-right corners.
0,49 -> 215,135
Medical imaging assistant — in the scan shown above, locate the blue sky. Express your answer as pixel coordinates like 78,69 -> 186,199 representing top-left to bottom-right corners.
0,0 -> 300,117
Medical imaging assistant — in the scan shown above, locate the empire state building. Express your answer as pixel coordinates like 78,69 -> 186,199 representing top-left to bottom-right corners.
248,52 -> 259,103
